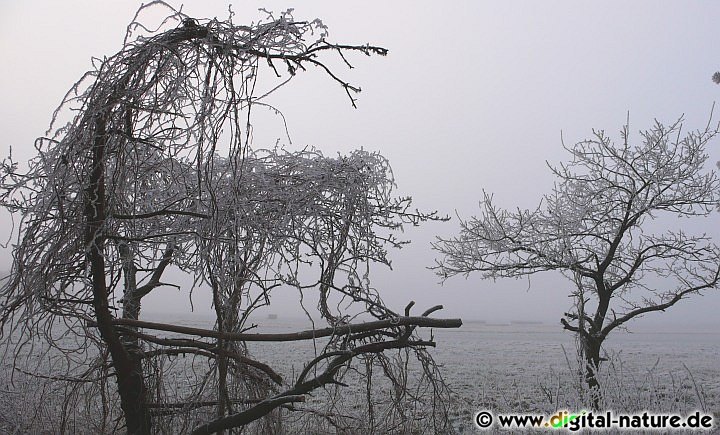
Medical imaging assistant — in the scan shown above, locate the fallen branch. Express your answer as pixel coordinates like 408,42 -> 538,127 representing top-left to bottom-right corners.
89,313 -> 462,342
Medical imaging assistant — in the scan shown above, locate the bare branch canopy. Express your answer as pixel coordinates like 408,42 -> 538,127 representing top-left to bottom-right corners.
433,115 -> 720,406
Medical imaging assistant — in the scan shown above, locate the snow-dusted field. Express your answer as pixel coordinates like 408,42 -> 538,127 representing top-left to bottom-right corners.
246,317 -> 720,432
433,321 -> 719,431
2,314 -> 718,433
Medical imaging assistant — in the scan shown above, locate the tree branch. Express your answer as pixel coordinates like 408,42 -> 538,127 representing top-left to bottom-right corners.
91,314 -> 462,342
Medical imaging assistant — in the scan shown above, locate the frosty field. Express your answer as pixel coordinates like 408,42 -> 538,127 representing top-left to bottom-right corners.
431,321 -> 720,430
157,314 -> 720,432
259,321 -> 720,431
2,313 -> 718,433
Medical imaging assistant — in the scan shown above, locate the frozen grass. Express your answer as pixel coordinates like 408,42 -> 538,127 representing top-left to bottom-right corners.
2,320 -> 717,434
444,348 -> 717,434
2,349 -> 716,434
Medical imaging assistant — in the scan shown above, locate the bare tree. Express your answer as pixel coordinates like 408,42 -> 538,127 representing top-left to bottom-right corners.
0,3 -> 459,434
433,117 -> 720,407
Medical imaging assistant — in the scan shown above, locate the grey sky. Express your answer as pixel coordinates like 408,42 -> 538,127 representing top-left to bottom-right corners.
1,1 -> 719,330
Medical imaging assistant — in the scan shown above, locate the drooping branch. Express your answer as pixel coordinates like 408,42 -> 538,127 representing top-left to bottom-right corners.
141,346 -> 283,385
189,304 -> 452,435
191,333 -> 439,435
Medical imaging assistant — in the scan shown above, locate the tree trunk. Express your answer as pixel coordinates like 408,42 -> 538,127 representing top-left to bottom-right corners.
119,244 -> 152,433
582,282 -> 609,409
85,115 -> 151,435
212,282 -> 230,435
581,335 -> 603,409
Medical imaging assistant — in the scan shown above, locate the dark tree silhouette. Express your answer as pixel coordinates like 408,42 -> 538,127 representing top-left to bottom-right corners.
0,4 -> 459,434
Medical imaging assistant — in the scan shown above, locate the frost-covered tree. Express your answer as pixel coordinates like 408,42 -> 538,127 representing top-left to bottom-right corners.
433,118 -> 720,407
0,4 -> 459,434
